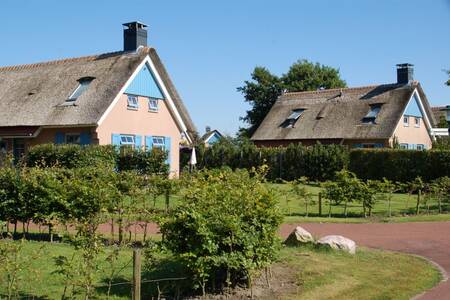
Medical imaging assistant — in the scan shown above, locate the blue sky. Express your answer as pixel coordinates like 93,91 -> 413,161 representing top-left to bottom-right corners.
1,0 -> 450,135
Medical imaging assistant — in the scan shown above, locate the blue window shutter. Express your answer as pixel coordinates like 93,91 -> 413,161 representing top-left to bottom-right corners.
55,132 -> 65,144
112,134 -> 121,146
374,143 -> 384,148
145,135 -> 153,151
135,135 -> 142,149
165,136 -> 171,167
80,133 -> 91,145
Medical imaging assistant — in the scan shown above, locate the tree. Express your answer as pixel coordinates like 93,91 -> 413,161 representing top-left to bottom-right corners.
446,69 -> 450,86
237,67 -> 283,137
238,60 -> 346,137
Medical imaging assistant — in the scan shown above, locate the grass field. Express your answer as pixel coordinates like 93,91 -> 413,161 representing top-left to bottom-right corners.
0,240 -> 442,299
147,182 -> 450,223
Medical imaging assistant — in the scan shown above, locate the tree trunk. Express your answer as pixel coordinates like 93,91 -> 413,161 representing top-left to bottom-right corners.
416,190 -> 421,215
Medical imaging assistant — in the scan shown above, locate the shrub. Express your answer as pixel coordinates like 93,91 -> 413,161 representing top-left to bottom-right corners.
160,167 -> 282,294
26,144 -> 116,169
349,149 -> 450,182
117,147 -> 169,175
185,140 -> 349,182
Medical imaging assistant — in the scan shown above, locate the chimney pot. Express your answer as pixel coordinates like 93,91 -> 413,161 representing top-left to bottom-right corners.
396,63 -> 414,84
123,21 -> 148,51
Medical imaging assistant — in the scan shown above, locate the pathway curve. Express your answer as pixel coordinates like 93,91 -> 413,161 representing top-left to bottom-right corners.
279,222 -> 450,300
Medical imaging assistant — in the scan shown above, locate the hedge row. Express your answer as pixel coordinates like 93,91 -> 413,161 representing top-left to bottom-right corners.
349,149 -> 450,182
183,140 -> 450,182
22,144 -> 168,175
184,142 -> 349,181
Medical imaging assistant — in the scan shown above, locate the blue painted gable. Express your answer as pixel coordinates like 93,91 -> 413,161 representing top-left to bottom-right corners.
125,63 -> 164,99
207,132 -> 221,145
404,94 -> 423,118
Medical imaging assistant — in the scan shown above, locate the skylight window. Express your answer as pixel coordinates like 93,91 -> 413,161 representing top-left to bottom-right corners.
281,109 -> 305,128
362,105 -> 382,124
67,77 -> 94,102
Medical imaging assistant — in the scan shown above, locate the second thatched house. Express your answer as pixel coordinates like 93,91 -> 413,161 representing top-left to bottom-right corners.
251,64 -> 437,150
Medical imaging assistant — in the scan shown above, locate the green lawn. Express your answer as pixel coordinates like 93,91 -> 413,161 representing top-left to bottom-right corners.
267,183 -> 450,221
282,245 -> 441,300
0,240 -> 441,299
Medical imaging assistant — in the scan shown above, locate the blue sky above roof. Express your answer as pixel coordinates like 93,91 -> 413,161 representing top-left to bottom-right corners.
0,0 -> 449,135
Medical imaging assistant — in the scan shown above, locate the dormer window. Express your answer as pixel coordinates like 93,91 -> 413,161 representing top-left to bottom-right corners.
362,104 -> 382,124
67,77 -> 94,102
127,95 -> 139,110
281,109 -> 305,128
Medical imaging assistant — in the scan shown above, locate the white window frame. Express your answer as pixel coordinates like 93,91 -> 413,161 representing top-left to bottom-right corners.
414,117 -> 420,127
67,78 -> 93,102
152,136 -> 165,149
127,95 -> 139,110
416,144 -> 425,151
65,133 -> 81,145
148,98 -> 159,112
403,116 -> 409,127
400,143 -> 408,150
120,135 -> 135,146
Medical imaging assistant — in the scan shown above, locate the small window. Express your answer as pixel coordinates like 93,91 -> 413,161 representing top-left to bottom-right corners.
127,95 -> 139,109
417,144 -> 425,151
362,105 -> 381,124
415,117 -> 420,127
120,135 -> 135,146
66,134 -> 81,145
362,144 -> 375,148
403,116 -> 409,126
152,136 -> 165,149
400,143 -> 408,149
148,98 -> 159,112
67,77 -> 94,102
281,109 -> 305,128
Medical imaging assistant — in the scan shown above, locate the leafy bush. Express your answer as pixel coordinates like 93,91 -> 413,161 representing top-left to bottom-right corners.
160,167 -> 282,294
117,147 -> 169,175
26,144 -> 116,169
184,140 -> 349,181
349,149 -> 450,182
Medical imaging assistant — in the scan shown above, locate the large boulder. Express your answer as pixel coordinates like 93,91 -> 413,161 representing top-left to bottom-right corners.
285,226 -> 315,245
317,235 -> 356,254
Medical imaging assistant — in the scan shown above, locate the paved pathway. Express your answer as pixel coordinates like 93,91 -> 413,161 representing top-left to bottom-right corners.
279,222 -> 450,300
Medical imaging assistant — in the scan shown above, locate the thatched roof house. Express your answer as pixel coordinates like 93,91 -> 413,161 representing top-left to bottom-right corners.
251,64 -> 436,150
0,22 -> 196,176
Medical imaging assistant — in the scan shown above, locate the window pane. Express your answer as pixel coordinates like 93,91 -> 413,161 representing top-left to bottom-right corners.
68,79 -> 93,101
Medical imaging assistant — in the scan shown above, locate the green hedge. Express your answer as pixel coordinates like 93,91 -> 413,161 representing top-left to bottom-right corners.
25,144 -> 169,175
26,144 -> 117,169
349,149 -> 450,182
184,141 -> 349,181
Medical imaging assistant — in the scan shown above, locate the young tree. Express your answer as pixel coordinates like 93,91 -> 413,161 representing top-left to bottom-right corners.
238,60 -> 346,137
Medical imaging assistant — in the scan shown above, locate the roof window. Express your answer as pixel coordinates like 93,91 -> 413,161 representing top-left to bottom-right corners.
281,109 -> 305,128
362,104 -> 382,124
67,77 -> 94,102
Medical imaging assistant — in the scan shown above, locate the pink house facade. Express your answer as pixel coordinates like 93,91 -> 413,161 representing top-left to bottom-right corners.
0,22 -> 196,176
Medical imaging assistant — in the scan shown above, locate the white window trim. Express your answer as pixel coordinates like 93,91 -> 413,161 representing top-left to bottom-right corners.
152,136 -> 165,149
414,117 -> 420,128
416,144 -> 425,150
120,135 -> 135,146
399,143 -> 408,150
148,98 -> 159,112
403,116 -> 409,127
127,95 -> 139,110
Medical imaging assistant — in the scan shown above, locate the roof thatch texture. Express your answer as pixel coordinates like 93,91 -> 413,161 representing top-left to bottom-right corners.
251,82 -> 435,141
0,47 -> 196,136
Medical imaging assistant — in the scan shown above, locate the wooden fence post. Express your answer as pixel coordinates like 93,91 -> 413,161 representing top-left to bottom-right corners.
318,193 -> 322,217
133,249 -> 141,300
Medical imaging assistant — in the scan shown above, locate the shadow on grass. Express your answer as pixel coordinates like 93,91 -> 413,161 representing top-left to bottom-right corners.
0,292 -> 50,299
